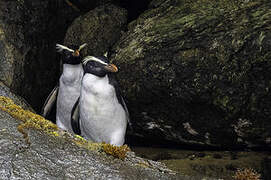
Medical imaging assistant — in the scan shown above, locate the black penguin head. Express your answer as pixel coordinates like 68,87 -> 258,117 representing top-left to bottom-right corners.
82,55 -> 118,77
56,43 -> 87,65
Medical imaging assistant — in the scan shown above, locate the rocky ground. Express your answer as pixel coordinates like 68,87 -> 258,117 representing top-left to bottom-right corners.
0,85 -> 202,180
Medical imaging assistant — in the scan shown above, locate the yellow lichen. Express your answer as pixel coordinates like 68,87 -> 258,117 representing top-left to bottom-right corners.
101,143 -> 131,160
0,96 -> 131,160
87,142 -> 104,151
69,134 -> 104,151
233,168 -> 261,180
74,134 -> 85,141
0,96 -> 58,143
51,131 -> 59,137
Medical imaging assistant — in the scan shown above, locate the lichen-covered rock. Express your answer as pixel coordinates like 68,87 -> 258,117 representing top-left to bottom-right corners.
111,0 -> 271,149
64,4 -> 127,56
0,97 -> 197,180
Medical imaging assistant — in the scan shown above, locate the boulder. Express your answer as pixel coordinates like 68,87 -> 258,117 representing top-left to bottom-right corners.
0,1 -> 70,111
0,0 -> 114,111
111,0 -> 271,149
64,4 -> 127,57
0,95 -> 197,180
0,81 -> 33,111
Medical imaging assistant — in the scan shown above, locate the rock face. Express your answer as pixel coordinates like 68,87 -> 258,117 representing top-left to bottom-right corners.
0,82 -> 33,111
64,4 -> 127,57
0,1 -> 72,111
0,95 -> 196,180
1,0 -> 270,150
0,0 -> 115,111
111,0 -> 271,148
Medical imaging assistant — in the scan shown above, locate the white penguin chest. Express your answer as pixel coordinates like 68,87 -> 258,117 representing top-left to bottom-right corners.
56,64 -> 83,131
81,74 -> 115,108
59,64 -> 83,100
60,64 -> 83,85
80,74 -> 127,145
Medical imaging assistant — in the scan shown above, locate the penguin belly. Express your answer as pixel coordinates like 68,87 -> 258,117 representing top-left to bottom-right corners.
80,74 -> 127,146
56,64 -> 83,132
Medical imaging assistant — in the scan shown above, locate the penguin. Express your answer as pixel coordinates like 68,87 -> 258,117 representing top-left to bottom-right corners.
41,43 -> 87,132
71,55 -> 129,146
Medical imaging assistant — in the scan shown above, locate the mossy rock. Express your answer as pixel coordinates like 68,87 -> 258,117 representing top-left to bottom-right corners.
64,4 -> 127,57
111,0 -> 271,148
0,95 -> 191,179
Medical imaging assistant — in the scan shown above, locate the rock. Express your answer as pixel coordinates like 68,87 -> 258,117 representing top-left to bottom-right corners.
0,1 -> 68,111
0,81 -> 33,111
262,156 -> 271,180
0,96 -> 197,180
63,0 -> 114,12
64,4 -> 127,57
111,0 -> 271,148
0,0 -> 115,112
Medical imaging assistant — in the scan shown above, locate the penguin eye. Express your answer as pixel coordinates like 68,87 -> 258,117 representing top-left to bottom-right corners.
63,50 -> 71,56
89,61 -> 100,67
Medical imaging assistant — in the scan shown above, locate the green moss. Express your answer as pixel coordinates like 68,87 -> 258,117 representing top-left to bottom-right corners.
213,95 -> 230,109
147,0 -> 264,43
181,49 -> 201,59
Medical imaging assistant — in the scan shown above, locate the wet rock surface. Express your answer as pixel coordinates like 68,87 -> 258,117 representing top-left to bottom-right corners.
133,147 -> 270,180
111,0 -> 271,149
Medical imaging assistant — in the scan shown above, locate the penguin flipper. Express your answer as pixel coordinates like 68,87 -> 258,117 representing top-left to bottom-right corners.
41,85 -> 59,119
120,96 -> 133,131
108,74 -> 133,131
71,98 -> 81,135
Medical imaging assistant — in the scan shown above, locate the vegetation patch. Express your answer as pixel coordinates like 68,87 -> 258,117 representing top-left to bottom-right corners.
0,96 -> 131,160
102,143 -> 131,160
0,96 -> 58,144
233,168 -> 261,180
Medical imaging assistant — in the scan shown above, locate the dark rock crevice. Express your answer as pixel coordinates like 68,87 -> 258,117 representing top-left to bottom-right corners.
117,0 -> 152,23
1,0 -> 152,112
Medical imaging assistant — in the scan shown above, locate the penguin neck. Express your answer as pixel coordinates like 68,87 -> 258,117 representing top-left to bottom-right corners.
82,73 -> 110,91
61,64 -> 83,83
84,73 -> 109,83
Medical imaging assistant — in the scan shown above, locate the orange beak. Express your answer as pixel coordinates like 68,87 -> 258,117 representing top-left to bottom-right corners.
72,50 -> 80,57
104,63 -> 118,73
